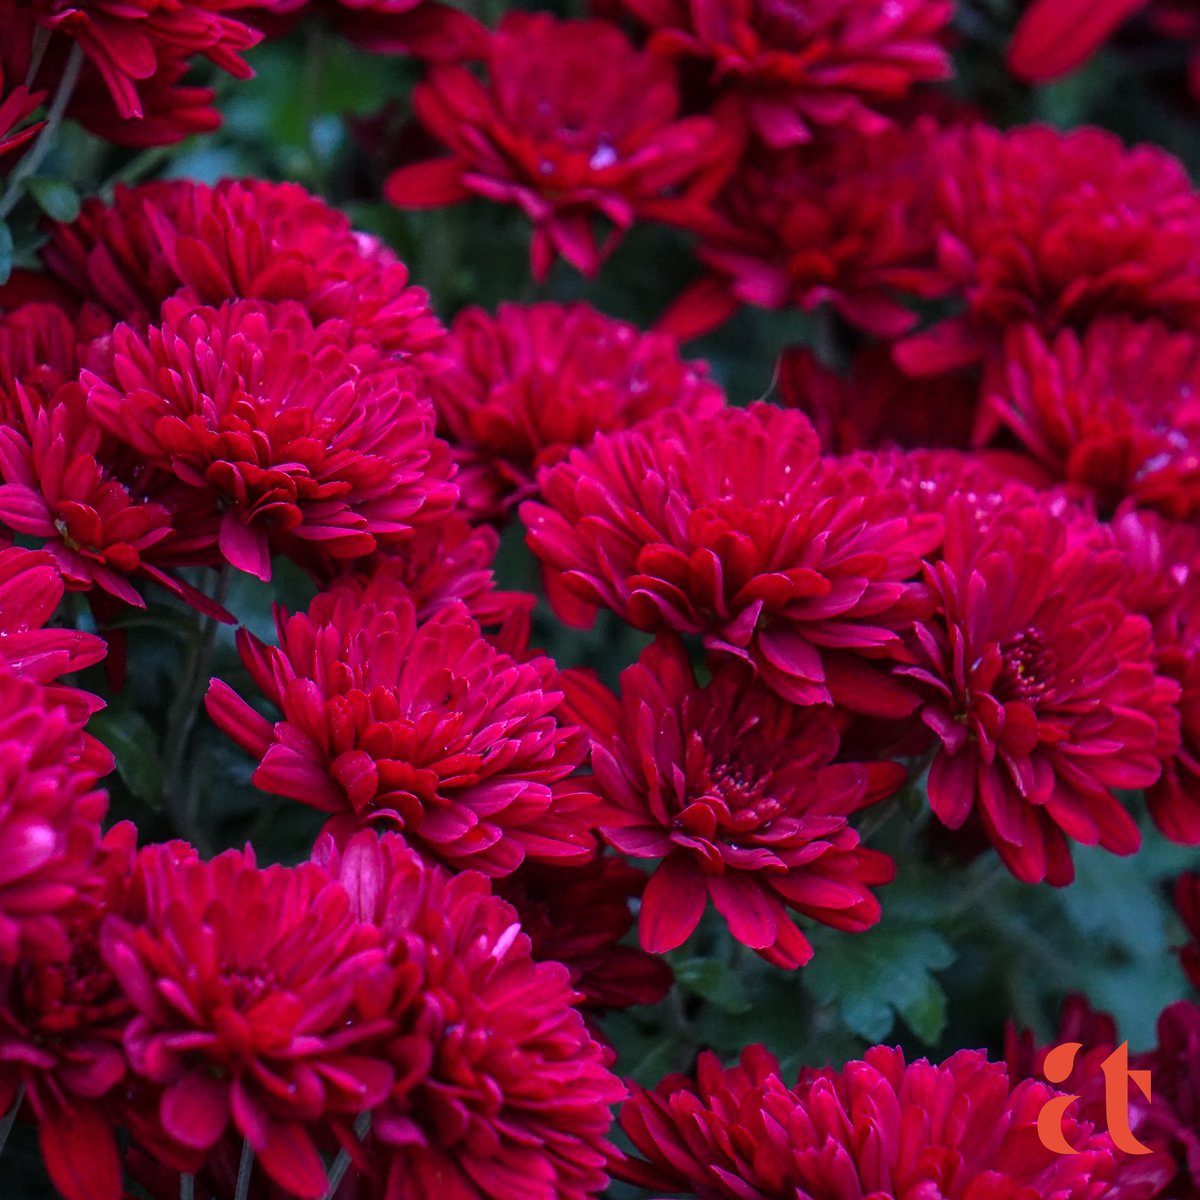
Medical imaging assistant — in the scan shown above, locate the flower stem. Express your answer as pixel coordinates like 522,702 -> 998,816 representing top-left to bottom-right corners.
234,1139 -> 255,1200
0,1086 -> 23,1159
180,1175 -> 195,1200
0,42 -> 85,221
161,564 -> 234,847
324,1112 -> 372,1199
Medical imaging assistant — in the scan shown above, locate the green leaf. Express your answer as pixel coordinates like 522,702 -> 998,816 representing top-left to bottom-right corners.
0,222 -> 12,287
805,927 -> 955,1045
674,957 -> 752,1014
26,177 -> 81,223
88,709 -> 163,807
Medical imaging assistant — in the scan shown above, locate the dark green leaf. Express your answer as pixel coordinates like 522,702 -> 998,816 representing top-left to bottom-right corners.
89,709 -> 163,808
0,222 -> 12,287
26,177 -> 81,223
674,957 -> 752,1014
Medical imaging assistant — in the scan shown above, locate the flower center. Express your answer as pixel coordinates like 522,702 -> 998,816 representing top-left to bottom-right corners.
997,627 -> 1056,702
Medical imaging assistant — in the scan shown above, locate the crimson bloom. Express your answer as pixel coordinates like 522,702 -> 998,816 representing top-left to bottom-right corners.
979,319 -> 1200,520
384,12 -> 719,280
34,179 -> 445,362
524,403 -> 943,716
0,546 -> 108,724
495,855 -> 673,1013
315,831 -> 625,1200
898,497 -> 1174,885
0,62 -> 43,159
82,299 -> 456,581
1008,0 -> 1150,82
897,124 -> 1200,373
205,578 -> 598,875
432,301 -> 724,521
100,844 -> 392,1199
619,0 -> 953,146
567,639 -> 900,968
0,666 -> 108,967
16,0 -> 260,121
660,124 -> 941,340
614,1043 -> 1121,1198
0,824 -> 137,1200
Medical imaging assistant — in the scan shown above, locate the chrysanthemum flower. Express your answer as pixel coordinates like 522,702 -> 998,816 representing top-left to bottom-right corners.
36,179 -> 445,361
1136,1002 -> 1200,1198
1179,872 -> 1200,991
660,126 -> 941,340
979,319 -> 1200,519
614,1043 -> 1121,1198
205,579 -> 598,875
82,299 -> 456,581
100,844 -> 392,1199
779,345 -> 977,454
495,855 -> 673,1012
384,12 -> 720,280
1108,509 -> 1200,845
432,302 -> 724,520
15,0 -> 260,121
247,0 -> 485,59
0,666 -> 108,967
618,0 -> 953,146
566,639 -> 899,968
315,831 -> 625,1200
524,404 -> 942,716
0,62 -> 43,159
1008,0 -> 1149,82
897,124 -> 1200,373
319,517 -> 536,636
897,496 -> 1173,885
0,546 -> 107,723
0,824 -> 137,1200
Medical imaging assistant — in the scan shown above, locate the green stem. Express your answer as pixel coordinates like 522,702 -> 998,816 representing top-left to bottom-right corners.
234,1139 -> 255,1200
0,42 -> 85,221
180,1175 -> 195,1200
324,1112 -> 372,1199
0,1085 -> 23,1160
161,565 -> 234,847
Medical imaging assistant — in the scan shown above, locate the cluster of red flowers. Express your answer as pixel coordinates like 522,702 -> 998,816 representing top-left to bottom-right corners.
2,1 -> 1200,1198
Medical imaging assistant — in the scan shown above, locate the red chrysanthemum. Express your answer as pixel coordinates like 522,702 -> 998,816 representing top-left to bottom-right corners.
0,665 -> 108,967
1179,872 -> 1200,992
0,61 -> 43,159
205,579 -> 598,875
100,844 -> 392,1199
979,319 -> 1200,520
524,403 -> 943,716
431,301 -> 724,521
315,831 -> 625,1200
778,345 -> 978,454
897,124 -> 1200,374
614,1043 -> 1121,1198
12,0 -> 260,121
618,0 -> 953,146
0,545 -> 108,724
660,124 -> 942,341
495,854 -> 673,1013
0,823 -> 138,1200
33,179 -> 445,362
1007,994 -> 1195,1198
318,517 -> 536,638
384,12 -> 720,281
1108,509 -> 1200,845
565,638 -> 899,968
81,298 -> 456,581
1008,0 -> 1149,82
898,496 -> 1175,885
244,0 -> 485,59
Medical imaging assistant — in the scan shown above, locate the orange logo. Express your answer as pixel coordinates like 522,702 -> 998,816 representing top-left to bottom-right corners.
1037,1041 -> 1153,1155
